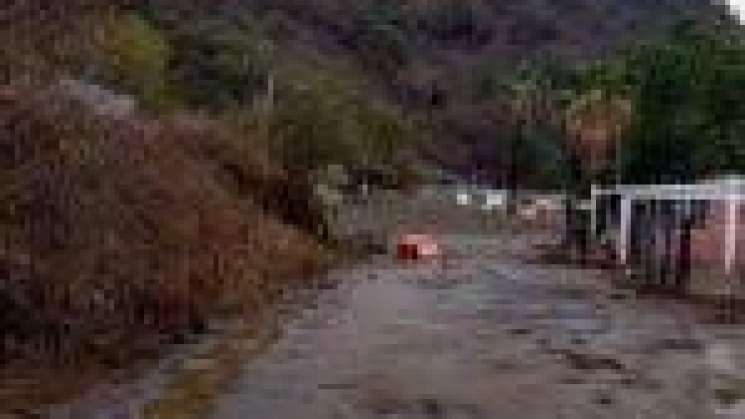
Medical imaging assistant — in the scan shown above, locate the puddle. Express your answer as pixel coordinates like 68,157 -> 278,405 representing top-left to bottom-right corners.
47,232 -> 743,419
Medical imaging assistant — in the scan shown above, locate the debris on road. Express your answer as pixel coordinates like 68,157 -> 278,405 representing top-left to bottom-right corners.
396,234 -> 442,261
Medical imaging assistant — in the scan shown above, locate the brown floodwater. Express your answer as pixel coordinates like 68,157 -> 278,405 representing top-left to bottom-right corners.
38,189 -> 745,418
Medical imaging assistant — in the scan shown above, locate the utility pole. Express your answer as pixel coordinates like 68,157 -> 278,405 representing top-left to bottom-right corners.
265,71 -> 274,113
508,118 -> 522,215
257,40 -> 275,149
508,83 -> 527,215
257,70 -> 273,149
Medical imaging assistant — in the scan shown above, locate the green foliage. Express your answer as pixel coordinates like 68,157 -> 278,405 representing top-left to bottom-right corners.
464,55 -> 579,189
616,26 -> 745,183
268,66 -> 412,171
474,55 -> 580,111
572,59 -> 630,97
97,13 -> 176,110
410,0 -> 491,45
105,6 -> 417,178
511,123 -> 571,189
470,59 -> 516,103
353,2 -> 410,73
562,21 -> 745,185
164,15 -> 275,109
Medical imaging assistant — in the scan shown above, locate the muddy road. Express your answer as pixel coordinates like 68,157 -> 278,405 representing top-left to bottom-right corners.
47,188 -> 745,418
206,229 -> 744,419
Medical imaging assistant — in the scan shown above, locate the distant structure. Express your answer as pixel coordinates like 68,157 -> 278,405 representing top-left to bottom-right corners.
589,176 -> 745,289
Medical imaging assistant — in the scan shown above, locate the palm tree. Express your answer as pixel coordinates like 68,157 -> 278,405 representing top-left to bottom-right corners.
561,90 -> 632,256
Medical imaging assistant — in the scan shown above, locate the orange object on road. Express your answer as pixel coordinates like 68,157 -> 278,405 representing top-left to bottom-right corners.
396,234 -> 441,261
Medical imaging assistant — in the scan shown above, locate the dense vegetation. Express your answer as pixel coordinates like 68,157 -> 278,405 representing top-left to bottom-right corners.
552,20 -> 745,187
225,0 -> 734,186
0,1 -> 345,404
1,0 -> 743,407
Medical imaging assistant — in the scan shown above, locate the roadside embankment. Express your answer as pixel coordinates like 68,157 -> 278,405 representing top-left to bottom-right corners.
0,82 -> 331,411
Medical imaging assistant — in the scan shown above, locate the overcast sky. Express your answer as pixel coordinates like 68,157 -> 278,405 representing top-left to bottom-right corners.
729,0 -> 745,22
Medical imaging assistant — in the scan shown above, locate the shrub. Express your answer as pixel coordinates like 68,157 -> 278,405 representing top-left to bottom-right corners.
0,83 -> 325,371
162,15 -> 275,109
267,64 -> 413,172
615,24 -> 745,183
95,12 -> 176,110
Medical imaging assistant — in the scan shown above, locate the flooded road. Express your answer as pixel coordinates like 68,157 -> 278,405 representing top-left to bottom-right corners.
206,232 -> 744,419
45,188 -> 745,418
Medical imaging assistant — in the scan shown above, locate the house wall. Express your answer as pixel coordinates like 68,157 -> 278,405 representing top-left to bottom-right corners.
591,186 -> 745,295
689,200 -> 745,274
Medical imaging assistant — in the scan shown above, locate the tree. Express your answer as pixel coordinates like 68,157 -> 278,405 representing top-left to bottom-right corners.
96,12 -> 174,109
503,60 -> 574,191
612,23 -> 745,183
164,16 -> 276,109
267,64 -> 412,172
351,2 -> 410,74
564,90 -> 632,181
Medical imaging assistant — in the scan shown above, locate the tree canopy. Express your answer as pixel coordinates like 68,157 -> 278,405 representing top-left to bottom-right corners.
583,23 -> 745,184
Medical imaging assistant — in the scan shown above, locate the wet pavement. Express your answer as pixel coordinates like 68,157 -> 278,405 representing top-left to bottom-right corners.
206,232 -> 744,419
43,188 -> 745,418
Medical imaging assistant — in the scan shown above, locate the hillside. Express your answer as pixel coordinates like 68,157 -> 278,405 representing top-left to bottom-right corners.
127,0 -> 736,186
0,2 -> 333,405
7,0 -> 730,185
0,0 -> 742,407
226,0 -> 735,183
